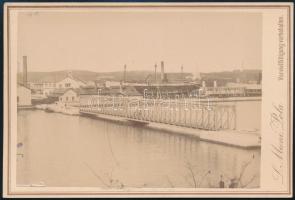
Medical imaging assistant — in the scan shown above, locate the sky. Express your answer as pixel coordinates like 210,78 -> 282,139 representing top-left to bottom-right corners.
17,10 -> 262,74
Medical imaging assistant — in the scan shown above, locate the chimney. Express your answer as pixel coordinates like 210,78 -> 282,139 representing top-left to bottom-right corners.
202,80 -> 206,88
154,64 -> 157,83
181,65 -> 184,80
160,61 -> 164,82
213,80 -> 217,87
123,64 -> 127,83
23,56 -> 27,87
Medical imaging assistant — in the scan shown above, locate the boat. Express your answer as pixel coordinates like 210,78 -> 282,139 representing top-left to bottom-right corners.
132,82 -> 201,98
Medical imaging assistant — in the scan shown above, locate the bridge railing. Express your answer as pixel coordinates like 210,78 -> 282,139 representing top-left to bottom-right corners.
79,95 -> 236,131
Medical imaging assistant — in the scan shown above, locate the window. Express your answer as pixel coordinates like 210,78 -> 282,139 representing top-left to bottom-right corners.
66,97 -> 68,101
17,96 -> 19,104
65,83 -> 71,87
72,96 -> 75,101
60,97 -> 62,101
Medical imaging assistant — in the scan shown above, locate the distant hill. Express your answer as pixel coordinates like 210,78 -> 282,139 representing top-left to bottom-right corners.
18,70 -> 98,83
200,69 -> 262,86
18,69 -> 260,85
17,70 -> 175,83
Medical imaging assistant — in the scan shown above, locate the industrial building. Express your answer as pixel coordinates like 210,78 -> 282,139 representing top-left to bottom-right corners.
123,61 -> 201,98
201,82 -> 262,97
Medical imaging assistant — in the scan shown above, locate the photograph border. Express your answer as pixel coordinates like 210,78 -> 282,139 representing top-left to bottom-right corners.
3,3 -> 293,197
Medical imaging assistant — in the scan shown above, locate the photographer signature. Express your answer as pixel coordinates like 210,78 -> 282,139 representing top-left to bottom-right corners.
269,103 -> 284,184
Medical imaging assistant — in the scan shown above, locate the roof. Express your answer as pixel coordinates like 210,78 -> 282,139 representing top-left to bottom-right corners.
49,88 -> 80,97
24,73 -> 88,84
57,75 -> 87,84
122,86 -> 142,96
99,88 -> 124,96
165,73 -> 191,80
146,73 -> 192,84
71,76 -> 87,84
80,87 -> 98,95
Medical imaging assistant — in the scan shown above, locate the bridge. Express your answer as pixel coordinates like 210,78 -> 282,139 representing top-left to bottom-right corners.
79,95 -> 237,131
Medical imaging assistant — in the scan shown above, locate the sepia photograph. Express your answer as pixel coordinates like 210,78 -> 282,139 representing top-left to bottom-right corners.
3,2 -> 293,198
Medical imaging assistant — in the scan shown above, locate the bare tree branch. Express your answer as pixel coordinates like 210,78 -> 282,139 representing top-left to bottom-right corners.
84,162 -> 110,188
185,162 -> 197,188
240,174 -> 258,188
165,175 -> 175,188
198,170 -> 211,187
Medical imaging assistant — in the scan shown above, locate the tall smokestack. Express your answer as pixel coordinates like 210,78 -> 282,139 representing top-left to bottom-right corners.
123,64 -> 127,83
154,64 -> 157,83
202,80 -> 206,88
160,61 -> 164,82
181,65 -> 184,80
23,56 -> 27,87
214,80 -> 217,87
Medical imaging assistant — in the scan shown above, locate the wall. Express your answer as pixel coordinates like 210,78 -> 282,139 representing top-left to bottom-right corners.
59,90 -> 80,106
17,85 -> 32,106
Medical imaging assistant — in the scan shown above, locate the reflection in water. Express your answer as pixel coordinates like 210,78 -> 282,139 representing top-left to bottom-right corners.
17,110 -> 260,188
220,101 -> 261,131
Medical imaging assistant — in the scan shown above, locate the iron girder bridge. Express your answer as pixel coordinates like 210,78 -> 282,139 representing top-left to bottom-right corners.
80,95 -> 237,131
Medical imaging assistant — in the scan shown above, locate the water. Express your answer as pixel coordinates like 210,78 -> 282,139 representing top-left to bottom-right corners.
17,102 -> 261,188
220,101 -> 261,131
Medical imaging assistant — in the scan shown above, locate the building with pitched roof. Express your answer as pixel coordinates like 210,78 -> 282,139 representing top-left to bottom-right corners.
56,72 -> 86,89
58,88 -> 80,106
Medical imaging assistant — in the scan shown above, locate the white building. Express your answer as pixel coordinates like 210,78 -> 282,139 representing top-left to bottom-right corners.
17,84 -> 32,106
42,82 -> 56,97
28,82 -> 43,92
86,81 -> 96,87
226,82 -> 262,96
58,89 -> 80,106
56,76 -> 86,89
105,80 -> 122,88
204,86 -> 246,97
